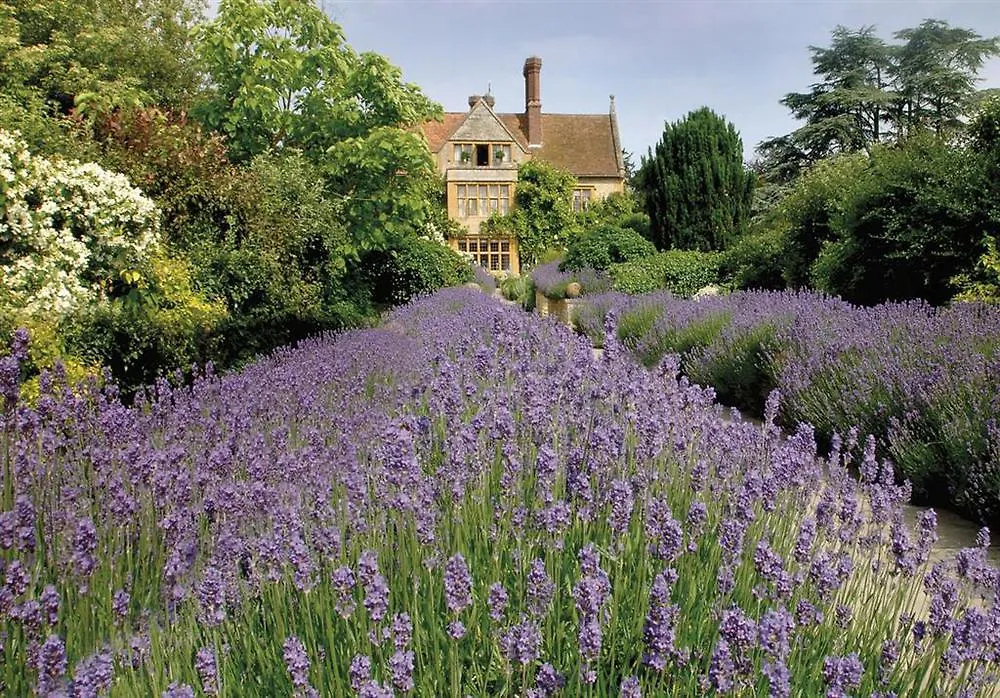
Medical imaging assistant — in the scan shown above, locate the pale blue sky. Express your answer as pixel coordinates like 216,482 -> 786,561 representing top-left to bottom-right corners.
321,0 -> 1000,161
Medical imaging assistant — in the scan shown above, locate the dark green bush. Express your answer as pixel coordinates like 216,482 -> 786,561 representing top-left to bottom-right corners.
364,237 -> 473,306
610,250 -> 722,296
720,228 -> 786,291
561,224 -> 656,272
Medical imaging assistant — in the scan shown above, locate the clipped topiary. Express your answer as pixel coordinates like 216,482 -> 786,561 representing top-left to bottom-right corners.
561,224 -> 656,272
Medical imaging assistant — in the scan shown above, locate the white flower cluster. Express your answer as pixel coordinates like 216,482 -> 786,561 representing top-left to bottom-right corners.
1,129 -> 161,316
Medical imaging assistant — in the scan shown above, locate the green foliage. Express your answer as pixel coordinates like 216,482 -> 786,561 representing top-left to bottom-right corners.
194,0 -> 443,251
92,107 -> 235,250
720,228 -> 786,291
0,0 -> 203,120
757,20 -> 1000,182
757,25 -> 893,180
952,235 -> 1000,303
636,107 -> 754,251
561,224 -> 656,272
892,20 -> 1000,138
810,135 -> 989,305
506,159 -> 577,267
773,153 -> 869,289
322,126 -> 442,251
194,152 -> 359,365
622,309 -> 731,371
195,0 -> 440,162
615,304 -> 663,352
686,323 -> 779,415
610,250 -> 722,297
362,237 -> 473,306
969,95 -> 1000,155
63,254 -> 226,396
500,274 -> 536,311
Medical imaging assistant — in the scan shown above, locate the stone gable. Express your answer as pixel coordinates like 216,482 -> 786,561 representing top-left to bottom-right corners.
448,102 -> 518,145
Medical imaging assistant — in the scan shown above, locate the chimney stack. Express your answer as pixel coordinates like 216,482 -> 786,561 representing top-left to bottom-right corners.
523,56 -> 542,146
468,94 -> 496,109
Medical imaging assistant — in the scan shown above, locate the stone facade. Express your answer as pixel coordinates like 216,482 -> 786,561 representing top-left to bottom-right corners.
420,56 -> 626,277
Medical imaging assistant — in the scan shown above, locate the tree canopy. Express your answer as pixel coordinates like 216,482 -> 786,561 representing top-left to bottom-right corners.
757,20 -> 999,182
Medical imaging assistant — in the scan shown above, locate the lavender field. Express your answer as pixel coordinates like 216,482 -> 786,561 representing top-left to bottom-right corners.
575,290 -> 1000,529
2,288 -> 999,696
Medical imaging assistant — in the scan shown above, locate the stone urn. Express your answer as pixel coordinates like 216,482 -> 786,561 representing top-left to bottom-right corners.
565,281 -> 582,298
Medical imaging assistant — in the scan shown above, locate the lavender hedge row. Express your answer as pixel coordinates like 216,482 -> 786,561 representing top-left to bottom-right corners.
1,288 -> 999,697
530,262 -> 611,299
573,290 -> 1000,527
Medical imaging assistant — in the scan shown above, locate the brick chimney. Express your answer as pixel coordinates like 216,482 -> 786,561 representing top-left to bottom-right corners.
523,56 -> 542,146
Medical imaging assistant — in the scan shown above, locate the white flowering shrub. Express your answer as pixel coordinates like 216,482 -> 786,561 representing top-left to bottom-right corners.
0,129 -> 161,316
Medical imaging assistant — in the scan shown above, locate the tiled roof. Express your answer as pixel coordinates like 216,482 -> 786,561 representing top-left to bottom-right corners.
420,111 -> 624,179
421,113 -> 468,152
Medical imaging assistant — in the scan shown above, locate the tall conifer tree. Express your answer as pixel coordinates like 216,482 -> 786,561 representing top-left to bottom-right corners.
636,107 -> 754,251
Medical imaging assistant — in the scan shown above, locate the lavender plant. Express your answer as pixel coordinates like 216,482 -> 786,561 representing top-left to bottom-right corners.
575,290 -> 1000,527
1,288 -> 998,696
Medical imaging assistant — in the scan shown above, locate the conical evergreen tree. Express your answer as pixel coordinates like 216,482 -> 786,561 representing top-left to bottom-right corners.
636,107 -> 754,251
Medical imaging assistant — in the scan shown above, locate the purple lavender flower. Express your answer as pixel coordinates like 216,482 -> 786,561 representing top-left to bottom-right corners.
447,619 -> 466,640
501,618 -> 541,665
719,606 -> 757,662
282,636 -> 311,690
795,599 -> 823,627
535,663 -> 565,695
112,589 -> 130,621
195,646 -> 218,696
758,608 -> 794,659
607,478 -> 634,535
716,565 -> 735,595
357,681 -> 393,698
72,517 -> 98,583
126,632 -> 151,669
443,553 -> 472,614
6,558 -> 30,595
879,640 -> 900,682
644,569 -> 680,671
835,604 -> 852,629
162,684 -> 195,698
71,648 -> 114,698
708,638 -> 735,692
763,660 -> 791,698
646,499 -> 684,561
928,578 -> 959,637
619,676 -> 641,698
349,655 -> 372,692
39,585 -> 59,626
578,616 -> 602,673
686,500 -> 708,538
488,582 -> 509,622
14,495 -> 36,552
391,612 -> 412,649
36,634 -> 67,696
526,559 -> 554,618
822,653 -> 864,698
332,566 -> 356,618
358,550 -> 379,586
363,573 -> 389,625
389,649 -> 415,692
754,539 -> 785,583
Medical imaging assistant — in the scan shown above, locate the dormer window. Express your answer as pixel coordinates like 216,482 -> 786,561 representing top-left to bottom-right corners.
453,143 -> 512,167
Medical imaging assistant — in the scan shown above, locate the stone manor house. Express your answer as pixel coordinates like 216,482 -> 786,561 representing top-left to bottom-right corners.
420,56 -> 626,275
